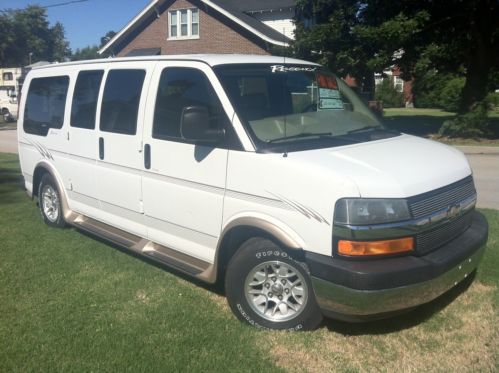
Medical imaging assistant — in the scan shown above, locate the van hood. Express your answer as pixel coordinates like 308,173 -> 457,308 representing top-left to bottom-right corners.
287,134 -> 472,198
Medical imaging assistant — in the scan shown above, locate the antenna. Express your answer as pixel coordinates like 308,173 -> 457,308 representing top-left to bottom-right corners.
283,28 -> 288,158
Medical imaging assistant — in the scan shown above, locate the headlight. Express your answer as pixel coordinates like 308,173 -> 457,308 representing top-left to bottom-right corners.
334,198 -> 411,225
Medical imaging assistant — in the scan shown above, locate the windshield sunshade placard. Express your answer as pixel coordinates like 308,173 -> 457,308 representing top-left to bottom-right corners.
317,74 -> 343,110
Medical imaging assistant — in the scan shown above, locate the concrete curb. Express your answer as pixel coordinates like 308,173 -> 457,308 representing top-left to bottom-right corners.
455,146 -> 499,155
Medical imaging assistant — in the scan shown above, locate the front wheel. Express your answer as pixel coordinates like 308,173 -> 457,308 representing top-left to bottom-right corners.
225,237 -> 323,330
38,173 -> 66,228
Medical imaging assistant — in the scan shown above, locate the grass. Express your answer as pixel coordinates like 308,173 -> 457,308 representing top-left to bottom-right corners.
383,108 -> 499,146
1,153 -> 498,372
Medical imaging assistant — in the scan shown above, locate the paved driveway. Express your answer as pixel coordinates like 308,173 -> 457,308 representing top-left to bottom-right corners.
0,128 -> 17,154
456,146 -> 499,210
0,128 -> 497,209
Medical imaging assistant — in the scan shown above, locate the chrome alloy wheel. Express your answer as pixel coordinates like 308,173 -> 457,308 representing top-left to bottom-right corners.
244,260 -> 308,322
41,185 -> 60,222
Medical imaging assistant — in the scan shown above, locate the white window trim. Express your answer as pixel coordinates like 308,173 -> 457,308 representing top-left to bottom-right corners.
393,76 -> 404,93
168,8 -> 200,40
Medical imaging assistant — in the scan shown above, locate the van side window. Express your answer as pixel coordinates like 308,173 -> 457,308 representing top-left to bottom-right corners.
71,70 -> 103,129
24,76 -> 69,136
100,69 -> 145,135
152,67 -> 227,141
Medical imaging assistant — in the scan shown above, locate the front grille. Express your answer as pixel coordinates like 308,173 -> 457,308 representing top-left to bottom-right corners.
416,212 -> 473,255
408,176 -> 476,219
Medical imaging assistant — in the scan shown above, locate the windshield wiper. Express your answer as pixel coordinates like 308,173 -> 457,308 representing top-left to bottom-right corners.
346,125 -> 382,134
267,132 -> 333,143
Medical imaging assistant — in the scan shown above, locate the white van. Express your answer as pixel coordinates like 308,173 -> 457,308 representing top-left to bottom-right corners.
17,55 -> 488,330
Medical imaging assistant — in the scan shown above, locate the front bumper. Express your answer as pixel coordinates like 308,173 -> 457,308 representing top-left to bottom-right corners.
306,211 -> 488,320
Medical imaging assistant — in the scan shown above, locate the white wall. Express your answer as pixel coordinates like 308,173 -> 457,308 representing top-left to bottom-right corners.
252,9 -> 296,40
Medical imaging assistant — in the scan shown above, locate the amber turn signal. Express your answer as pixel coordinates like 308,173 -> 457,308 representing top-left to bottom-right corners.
338,237 -> 414,256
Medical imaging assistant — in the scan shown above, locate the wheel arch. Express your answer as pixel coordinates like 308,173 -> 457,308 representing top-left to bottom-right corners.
32,161 -> 73,221
210,216 -> 306,285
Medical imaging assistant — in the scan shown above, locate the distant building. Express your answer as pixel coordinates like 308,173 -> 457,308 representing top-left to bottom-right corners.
99,0 -> 296,57
375,67 -> 414,107
0,67 -> 23,120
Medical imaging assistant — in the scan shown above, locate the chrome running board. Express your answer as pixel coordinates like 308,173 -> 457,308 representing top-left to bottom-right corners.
70,214 -> 212,278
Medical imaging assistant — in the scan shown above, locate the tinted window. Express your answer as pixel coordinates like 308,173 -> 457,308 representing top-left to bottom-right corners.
100,69 -> 145,135
24,76 -> 69,136
152,67 -> 228,140
71,70 -> 103,129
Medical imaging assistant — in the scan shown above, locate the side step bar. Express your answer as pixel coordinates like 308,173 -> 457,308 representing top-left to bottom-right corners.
71,214 -> 212,278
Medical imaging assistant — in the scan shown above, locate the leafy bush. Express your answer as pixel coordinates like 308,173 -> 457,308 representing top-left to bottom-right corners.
439,77 -> 465,112
412,70 -> 448,108
486,91 -> 499,108
375,78 -> 404,108
439,102 -> 490,138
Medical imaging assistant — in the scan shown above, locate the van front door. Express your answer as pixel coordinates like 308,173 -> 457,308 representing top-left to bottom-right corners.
95,64 -> 151,237
141,62 -> 235,263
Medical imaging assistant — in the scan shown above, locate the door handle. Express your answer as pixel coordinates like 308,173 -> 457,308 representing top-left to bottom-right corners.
144,143 -> 151,169
99,137 -> 104,160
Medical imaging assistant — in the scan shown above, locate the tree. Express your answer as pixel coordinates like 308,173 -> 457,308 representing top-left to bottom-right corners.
382,0 -> 499,113
293,0 -> 499,113
71,45 -> 100,61
100,31 -> 116,48
0,5 -> 70,66
293,0 -> 427,98
71,30 -> 116,61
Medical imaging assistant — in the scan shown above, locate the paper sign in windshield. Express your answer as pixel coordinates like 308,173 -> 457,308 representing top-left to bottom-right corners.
320,98 -> 343,109
317,74 -> 343,109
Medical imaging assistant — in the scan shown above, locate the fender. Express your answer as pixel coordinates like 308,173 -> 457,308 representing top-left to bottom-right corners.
197,214 -> 306,283
220,214 -> 306,250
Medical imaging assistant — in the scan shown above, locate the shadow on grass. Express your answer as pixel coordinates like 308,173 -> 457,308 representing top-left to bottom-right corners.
74,228 -> 226,294
382,114 -> 499,139
382,115 -> 453,137
0,163 -> 26,204
68,224 -> 479,337
322,272 -> 475,335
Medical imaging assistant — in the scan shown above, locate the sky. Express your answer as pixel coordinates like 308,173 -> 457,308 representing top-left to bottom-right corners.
1,0 -> 151,51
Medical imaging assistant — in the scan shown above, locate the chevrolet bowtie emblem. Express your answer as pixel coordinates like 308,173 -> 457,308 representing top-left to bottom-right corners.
446,203 -> 462,220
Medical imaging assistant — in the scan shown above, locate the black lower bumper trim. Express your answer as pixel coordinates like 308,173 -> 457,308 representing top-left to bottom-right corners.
305,211 -> 488,291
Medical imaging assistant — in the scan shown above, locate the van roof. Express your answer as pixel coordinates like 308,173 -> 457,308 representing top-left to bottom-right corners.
32,54 -> 320,70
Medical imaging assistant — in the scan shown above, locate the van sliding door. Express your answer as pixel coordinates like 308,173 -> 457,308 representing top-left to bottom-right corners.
94,63 -> 152,237
65,69 -> 102,216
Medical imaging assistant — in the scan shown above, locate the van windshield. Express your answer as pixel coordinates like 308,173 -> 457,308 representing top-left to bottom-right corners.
215,63 -> 396,151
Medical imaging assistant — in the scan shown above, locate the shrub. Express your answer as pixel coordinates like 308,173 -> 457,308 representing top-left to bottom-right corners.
439,102 -> 490,138
438,77 -> 465,112
412,70 -> 448,108
375,78 -> 404,108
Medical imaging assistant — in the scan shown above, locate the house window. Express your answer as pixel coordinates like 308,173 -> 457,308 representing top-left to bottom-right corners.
3,72 -> 13,81
393,75 -> 404,93
169,8 -> 199,39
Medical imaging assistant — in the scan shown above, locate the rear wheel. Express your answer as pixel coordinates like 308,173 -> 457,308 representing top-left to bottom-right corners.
38,173 -> 65,228
225,237 -> 323,330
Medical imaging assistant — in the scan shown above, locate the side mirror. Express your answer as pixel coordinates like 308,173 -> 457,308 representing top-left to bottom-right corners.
180,106 -> 225,143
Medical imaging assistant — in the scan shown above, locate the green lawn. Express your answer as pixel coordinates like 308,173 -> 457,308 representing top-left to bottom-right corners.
383,108 -> 499,145
1,153 -> 498,371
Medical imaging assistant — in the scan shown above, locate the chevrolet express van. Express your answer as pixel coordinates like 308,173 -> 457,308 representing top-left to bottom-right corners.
17,55 -> 488,330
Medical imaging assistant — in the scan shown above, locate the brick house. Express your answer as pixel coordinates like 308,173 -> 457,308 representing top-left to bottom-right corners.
98,0 -> 296,57
375,67 -> 414,107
